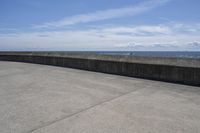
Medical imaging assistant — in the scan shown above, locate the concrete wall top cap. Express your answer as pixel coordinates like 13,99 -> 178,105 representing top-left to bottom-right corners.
0,52 -> 200,68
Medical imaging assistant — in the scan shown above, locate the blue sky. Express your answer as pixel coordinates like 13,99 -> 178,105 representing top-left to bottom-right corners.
0,0 -> 200,51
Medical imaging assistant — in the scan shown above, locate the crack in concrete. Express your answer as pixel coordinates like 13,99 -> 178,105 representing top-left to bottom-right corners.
27,88 -> 141,133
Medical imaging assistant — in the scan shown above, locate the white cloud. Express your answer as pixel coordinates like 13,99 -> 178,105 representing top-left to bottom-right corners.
34,0 -> 171,29
120,41 -> 200,51
1,22 -> 200,51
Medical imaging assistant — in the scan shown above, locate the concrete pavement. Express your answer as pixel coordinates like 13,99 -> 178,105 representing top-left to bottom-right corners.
0,61 -> 200,133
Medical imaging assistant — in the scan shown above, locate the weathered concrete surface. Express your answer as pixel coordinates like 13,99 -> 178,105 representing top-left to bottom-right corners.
0,61 -> 200,133
0,52 -> 200,86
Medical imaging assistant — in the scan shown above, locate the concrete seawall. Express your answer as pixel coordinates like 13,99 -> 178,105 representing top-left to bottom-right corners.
0,52 -> 200,86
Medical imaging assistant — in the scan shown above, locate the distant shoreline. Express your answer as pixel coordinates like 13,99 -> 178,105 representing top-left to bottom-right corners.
1,51 -> 199,59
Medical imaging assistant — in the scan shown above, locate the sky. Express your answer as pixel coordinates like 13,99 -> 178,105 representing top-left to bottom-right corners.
0,0 -> 200,51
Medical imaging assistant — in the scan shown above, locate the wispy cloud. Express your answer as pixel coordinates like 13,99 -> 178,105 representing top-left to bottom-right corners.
100,25 -> 172,36
34,0 -> 171,29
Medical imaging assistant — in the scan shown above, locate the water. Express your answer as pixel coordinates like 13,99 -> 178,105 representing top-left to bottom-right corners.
45,51 -> 200,59
89,51 -> 200,59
